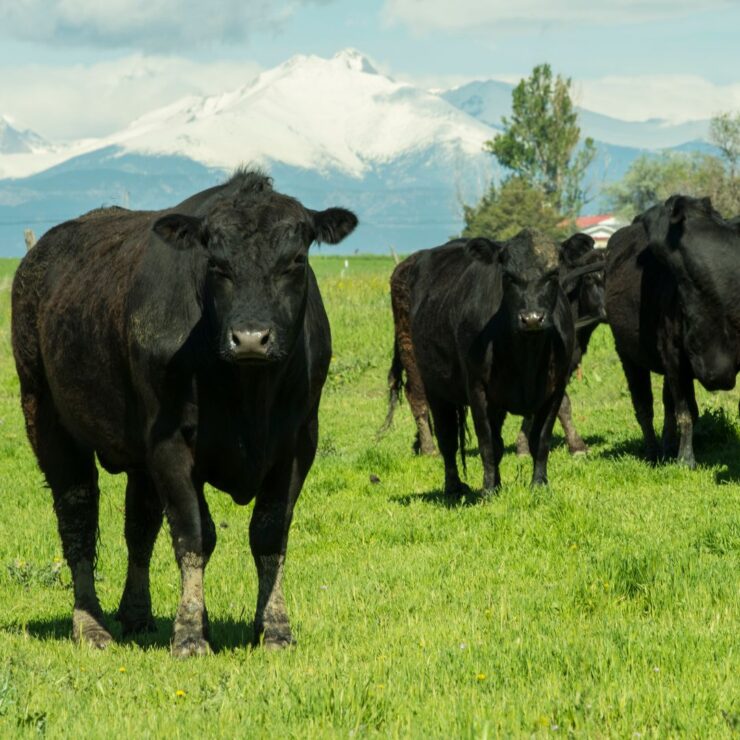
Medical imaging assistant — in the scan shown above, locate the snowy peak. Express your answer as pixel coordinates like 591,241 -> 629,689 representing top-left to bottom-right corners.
331,48 -> 379,75
0,116 -> 47,154
103,49 -> 494,178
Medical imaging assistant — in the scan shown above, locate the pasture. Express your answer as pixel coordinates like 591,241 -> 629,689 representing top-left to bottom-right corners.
0,254 -> 738,737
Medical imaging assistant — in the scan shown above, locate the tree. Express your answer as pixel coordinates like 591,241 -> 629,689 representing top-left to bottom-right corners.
485,63 -> 596,217
710,111 -> 740,209
462,177 -> 565,241
606,111 -> 740,220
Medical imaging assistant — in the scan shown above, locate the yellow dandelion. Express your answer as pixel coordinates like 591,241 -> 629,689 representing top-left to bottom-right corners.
176,690 -> 186,698
118,666 -> 126,673
476,673 -> 486,681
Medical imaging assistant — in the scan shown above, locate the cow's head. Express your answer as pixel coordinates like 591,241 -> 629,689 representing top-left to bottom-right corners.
643,194 -> 737,390
466,230 -> 561,333
560,233 -> 606,325
152,172 -> 357,364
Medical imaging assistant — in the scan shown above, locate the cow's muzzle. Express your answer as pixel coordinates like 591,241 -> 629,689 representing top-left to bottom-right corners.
229,327 -> 273,362
518,310 -> 546,332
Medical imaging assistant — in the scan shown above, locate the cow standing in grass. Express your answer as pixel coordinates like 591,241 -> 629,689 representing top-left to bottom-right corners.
395,230 -> 575,494
11,170 -> 357,656
384,233 -> 603,460
603,196 -> 740,467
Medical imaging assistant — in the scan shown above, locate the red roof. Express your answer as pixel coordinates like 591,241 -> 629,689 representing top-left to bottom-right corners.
575,215 -> 613,229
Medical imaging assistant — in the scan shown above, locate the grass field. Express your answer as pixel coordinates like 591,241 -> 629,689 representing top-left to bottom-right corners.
0,254 -> 738,738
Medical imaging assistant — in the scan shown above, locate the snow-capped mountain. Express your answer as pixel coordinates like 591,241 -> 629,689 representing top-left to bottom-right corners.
0,50 -> 498,256
0,49 -> 714,257
0,117 -> 48,155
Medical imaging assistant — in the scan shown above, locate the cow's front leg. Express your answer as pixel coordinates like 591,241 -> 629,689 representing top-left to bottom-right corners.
528,387 -> 565,486
251,418 -> 317,649
150,440 -> 215,657
469,383 -> 499,491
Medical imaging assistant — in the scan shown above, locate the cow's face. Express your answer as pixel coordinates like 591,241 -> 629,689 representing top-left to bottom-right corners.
153,194 -> 357,364
493,231 -> 561,333
643,195 -> 737,390
560,234 -> 606,324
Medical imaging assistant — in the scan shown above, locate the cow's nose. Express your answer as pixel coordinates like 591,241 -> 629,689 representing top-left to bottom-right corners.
230,328 -> 271,360
518,311 -> 546,331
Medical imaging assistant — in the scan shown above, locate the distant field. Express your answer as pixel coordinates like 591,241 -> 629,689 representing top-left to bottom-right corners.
0,255 -> 738,737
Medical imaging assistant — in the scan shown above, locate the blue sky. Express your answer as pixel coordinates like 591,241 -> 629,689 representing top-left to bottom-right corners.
1,0 -> 738,140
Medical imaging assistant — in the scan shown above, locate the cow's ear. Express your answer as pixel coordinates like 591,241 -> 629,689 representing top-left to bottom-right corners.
465,237 -> 503,264
152,214 -> 208,249
700,196 -> 714,213
669,196 -> 689,225
560,232 -> 594,265
311,208 -> 358,244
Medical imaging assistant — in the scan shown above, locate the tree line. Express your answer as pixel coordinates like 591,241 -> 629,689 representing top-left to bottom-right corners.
464,63 -> 740,238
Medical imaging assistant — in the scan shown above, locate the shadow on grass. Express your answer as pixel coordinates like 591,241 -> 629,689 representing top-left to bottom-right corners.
6,614 -> 260,653
390,487 -> 493,509
596,409 -> 740,483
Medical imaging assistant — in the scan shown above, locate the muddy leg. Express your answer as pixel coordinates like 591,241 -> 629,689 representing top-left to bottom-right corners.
558,392 -> 588,455
26,392 -> 111,648
252,418 -> 317,649
116,472 -> 163,635
517,418 -> 532,457
150,440 -> 212,658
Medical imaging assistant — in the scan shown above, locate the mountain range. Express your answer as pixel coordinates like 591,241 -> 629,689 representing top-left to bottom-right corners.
0,49 -> 712,256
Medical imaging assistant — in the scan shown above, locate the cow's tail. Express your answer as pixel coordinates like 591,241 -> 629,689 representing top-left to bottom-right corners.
378,337 -> 404,438
457,405 -> 468,476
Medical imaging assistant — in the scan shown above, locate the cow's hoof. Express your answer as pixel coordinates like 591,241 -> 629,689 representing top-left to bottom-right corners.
570,448 -> 588,457
118,613 -> 157,636
171,636 -> 212,658
444,482 -> 471,499
73,609 -> 113,649
263,633 -> 296,651
115,601 -> 157,635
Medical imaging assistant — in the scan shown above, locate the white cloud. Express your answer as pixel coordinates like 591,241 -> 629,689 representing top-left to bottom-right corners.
0,0 -> 330,51
574,74 -> 740,123
0,55 -> 263,140
383,0 -> 733,33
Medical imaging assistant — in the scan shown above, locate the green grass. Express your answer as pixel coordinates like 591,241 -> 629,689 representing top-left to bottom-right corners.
0,254 -> 738,738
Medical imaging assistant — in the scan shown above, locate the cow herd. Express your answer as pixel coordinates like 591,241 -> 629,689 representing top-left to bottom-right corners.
9,171 -> 740,656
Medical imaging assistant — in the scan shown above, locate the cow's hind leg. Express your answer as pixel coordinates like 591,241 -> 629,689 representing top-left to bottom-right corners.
24,391 -> 111,648
116,472 -> 163,635
428,395 -> 468,497
557,392 -> 588,455
619,356 -> 659,462
516,418 -> 531,457
251,416 -> 317,649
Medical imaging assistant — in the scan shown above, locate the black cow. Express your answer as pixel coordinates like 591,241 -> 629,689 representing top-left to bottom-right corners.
516,233 -> 606,456
605,203 -> 702,465
641,195 -> 740,394
11,170 -> 357,656
403,230 -> 574,494
383,233 -> 603,460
